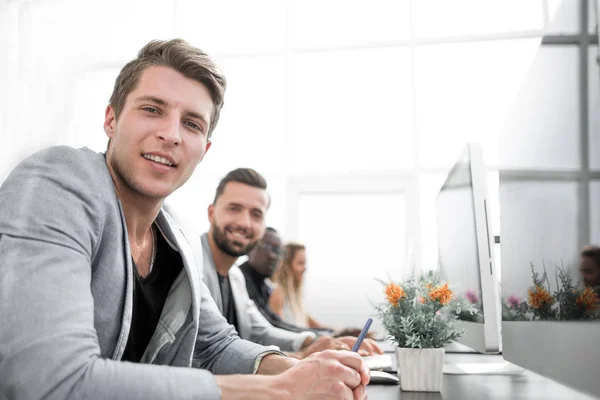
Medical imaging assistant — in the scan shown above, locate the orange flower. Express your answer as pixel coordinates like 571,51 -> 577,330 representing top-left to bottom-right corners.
576,287 -> 598,312
428,283 -> 453,305
417,296 -> 426,304
385,283 -> 405,307
527,286 -> 554,309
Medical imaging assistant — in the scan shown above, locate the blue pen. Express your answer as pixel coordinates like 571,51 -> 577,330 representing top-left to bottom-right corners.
352,317 -> 373,352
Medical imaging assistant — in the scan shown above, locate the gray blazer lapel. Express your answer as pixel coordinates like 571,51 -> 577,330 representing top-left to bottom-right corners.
112,200 -> 134,361
201,233 -> 224,314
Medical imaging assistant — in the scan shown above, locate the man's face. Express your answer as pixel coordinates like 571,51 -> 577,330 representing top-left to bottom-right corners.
248,230 -> 283,277
103,66 -> 213,199
208,182 -> 269,257
579,256 -> 600,288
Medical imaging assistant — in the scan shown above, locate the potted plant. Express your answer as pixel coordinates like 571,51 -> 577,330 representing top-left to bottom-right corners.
507,262 -> 600,321
375,271 -> 477,392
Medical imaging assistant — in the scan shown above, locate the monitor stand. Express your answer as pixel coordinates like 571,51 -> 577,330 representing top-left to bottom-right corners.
443,353 -> 525,375
443,361 -> 525,375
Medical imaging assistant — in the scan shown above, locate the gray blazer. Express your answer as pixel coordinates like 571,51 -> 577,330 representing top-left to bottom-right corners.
0,146 -> 275,400
201,233 -> 315,352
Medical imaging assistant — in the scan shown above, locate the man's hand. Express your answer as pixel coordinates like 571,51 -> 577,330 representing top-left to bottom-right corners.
273,349 -> 369,400
337,336 -> 384,356
292,336 -> 351,359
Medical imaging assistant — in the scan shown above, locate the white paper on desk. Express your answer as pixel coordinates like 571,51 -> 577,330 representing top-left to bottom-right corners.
363,354 -> 393,370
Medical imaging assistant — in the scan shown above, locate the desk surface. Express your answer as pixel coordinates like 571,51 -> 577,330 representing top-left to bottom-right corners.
367,353 -> 599,400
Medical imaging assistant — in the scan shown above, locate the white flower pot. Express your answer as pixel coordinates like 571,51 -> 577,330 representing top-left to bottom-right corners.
395,347 -> 444,392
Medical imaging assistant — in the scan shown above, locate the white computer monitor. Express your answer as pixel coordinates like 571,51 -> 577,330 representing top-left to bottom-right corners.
496,3 -> 600,395
499,170 -> 600,395
435,143 -> 501,354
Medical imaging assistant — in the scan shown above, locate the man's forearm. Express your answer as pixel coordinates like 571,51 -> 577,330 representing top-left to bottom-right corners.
214,354 -> 297,399
215,374 -> 289,399
256,354 -> 298,375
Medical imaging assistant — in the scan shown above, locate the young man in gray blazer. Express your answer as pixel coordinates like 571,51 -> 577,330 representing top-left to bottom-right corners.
202,168 -> 381,359
0,39 -> 369,400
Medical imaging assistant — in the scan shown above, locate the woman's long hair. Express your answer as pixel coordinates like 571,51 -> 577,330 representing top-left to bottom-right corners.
272,243 -> 307,325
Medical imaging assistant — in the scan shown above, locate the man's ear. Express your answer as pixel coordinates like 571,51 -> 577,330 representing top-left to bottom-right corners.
208,203 -> 214,224
198,140 -> 212,164
104,105 -> 116,138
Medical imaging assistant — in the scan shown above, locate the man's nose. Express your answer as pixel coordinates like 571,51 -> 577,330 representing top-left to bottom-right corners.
236,210 -> 252,229
156,116 -> 182,146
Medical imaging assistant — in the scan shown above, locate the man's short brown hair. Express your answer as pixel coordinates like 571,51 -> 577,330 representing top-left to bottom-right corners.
213,168 -> 269,206
581,245 -> 600,268
109,38 -> 226,139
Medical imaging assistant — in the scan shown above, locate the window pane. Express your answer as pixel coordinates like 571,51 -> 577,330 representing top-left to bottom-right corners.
64,68 -> 120,153
546,0 -> 580,34
499,46 -> 580,169
290,48 -> 414,173
0,4 -> 19,180
591,181 -> 600,244
547,0 -> 597,35
589,46 -> 600,170
419,174 -> 446,272
414,0 -> 544,38
499,180 -> 579,300
166,173 -> 222,234
296,193 -> 407,332
588,0 -> 598,35
290,0 -> 410,48
177,0 -> 285,55
415,39 -> 540,168
200,56 -> 285,175
23,0 -> 174,70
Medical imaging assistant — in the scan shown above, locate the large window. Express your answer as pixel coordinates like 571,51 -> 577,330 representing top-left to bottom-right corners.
1,0 -> 593,327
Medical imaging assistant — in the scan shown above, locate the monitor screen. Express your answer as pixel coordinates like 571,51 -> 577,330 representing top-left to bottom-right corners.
436,146 -> 485,324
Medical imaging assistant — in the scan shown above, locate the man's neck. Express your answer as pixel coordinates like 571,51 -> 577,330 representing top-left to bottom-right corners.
207,232 -> 238,277
106,159 -> 163,244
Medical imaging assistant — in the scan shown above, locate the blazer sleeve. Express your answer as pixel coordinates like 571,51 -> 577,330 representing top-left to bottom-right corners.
0,147 -> 221,400
230,267 -> 316,352
192,279 -> 283,373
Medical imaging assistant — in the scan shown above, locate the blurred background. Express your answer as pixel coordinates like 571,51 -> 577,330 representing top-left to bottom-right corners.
1,0 -> 597,331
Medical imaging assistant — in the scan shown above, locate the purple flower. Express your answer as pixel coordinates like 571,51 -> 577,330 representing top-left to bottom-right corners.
465,289 -> 479,304
507,295 -> 520,309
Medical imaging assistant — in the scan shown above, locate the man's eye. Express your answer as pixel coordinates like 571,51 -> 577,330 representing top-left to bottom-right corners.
185,121 -> 203,132
143,107 -> 159,114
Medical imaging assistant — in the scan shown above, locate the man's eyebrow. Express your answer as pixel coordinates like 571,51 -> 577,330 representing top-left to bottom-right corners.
185,110 -> 209,126
134,96 -> 168,107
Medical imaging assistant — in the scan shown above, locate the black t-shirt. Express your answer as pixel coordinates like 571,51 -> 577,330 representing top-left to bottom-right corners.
239,261 -> 331,335
121,226 -> 183,363
218,273 -> 238,331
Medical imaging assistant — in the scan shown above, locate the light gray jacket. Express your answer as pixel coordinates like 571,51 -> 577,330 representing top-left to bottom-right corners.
201,233 -> 315,352
0,146 -> 276,400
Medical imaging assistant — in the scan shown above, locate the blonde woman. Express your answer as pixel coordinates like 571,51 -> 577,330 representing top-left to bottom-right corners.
269,243 -> 331,329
